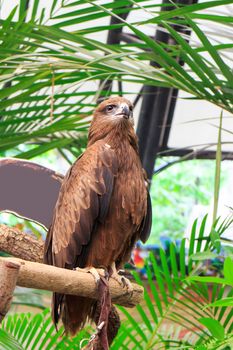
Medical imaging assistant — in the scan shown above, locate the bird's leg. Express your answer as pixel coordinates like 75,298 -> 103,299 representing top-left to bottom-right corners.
109,262 -> 133,294
76,266 -> 110,350
95,274 -> 111,350
92,304 -> 120,350
75,267 -> 105,285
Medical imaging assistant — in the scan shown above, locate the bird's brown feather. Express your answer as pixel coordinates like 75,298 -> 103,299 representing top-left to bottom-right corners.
44,141 -> 118,269
44,97 -> 151,335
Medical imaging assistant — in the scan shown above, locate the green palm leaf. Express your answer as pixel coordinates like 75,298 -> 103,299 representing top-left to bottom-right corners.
113,215 -> 233,349
1,309 -> 91,350
0,0 -> 232,158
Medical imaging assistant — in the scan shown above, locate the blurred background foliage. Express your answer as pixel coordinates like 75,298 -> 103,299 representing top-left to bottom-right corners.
150,159 -> 217,242
0,0 -> 232,159
0,0 -> 232,242
1,215 -> 233,349
0,0 -> 233,349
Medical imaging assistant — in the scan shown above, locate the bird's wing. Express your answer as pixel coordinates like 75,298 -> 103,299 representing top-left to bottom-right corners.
44,141 -> 118,269
0,158 -> 63,229
139,190 -> 152,243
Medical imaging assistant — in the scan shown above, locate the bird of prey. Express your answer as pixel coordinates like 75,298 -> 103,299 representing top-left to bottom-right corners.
44,96 -> 152,346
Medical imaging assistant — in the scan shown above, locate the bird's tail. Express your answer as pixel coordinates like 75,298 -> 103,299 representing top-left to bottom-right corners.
52,293 -> 96,335
52,292 -> 120,350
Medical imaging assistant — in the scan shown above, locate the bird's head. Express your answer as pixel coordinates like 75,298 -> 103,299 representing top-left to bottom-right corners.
88,97 -> 136,147
94,97 -> 134,123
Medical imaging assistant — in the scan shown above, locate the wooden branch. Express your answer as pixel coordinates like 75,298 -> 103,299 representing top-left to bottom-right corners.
0,259 -> 20,321
0,224 -> 43,262
0,257 -> 143,308
0,224 -> 143,307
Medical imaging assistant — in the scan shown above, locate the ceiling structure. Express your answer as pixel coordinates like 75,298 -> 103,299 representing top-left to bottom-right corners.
101,0 -> 233,181
2,0 -> 232,180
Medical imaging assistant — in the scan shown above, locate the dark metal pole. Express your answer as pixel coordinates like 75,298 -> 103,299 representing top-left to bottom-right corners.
97,3 -> 132,102
136,0 -> 198,181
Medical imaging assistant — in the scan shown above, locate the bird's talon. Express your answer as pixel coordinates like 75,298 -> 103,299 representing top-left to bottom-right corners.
104,269 -> 109,279
121,276 -> 126,288
110,262 -> 133,294
88,267 -> 101,285
111,273 -> 133,294
121,276 -> 134,294
74,267 -> 105,285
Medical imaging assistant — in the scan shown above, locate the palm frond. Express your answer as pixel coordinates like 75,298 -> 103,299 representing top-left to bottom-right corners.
0,0 -> 232,158
1,308 -> 92,350
114,215 -> 233,349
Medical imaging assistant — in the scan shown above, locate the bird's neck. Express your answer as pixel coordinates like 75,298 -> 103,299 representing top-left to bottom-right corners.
88,119 -> 139,154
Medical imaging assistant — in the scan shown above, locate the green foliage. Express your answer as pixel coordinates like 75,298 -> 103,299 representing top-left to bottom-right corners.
0,0 -> 232,159
189,256 -> 233,287
12,288 -> 50,311
1,215 -> 233,349
0,1 -> 233,349
111,215 -> 233,349
150,159 -> 217,243
0,309 -> 92,350
198,318 -> 225,341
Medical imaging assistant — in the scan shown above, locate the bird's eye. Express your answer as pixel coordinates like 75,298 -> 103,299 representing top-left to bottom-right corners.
106,105 -> 115,112
129,105 -> 133,111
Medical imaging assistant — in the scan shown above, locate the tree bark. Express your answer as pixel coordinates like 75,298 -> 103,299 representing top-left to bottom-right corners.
0,224 -> 142,348
0,225 -> 143,307
0,259 -> 21,321
0,224 -> 43,262
0,257 -> 143,308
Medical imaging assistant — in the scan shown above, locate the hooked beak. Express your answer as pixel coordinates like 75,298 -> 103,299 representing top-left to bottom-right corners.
116,104 -> 132,119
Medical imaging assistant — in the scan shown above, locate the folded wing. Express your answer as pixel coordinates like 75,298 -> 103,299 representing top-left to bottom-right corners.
44,141 -> 118,270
